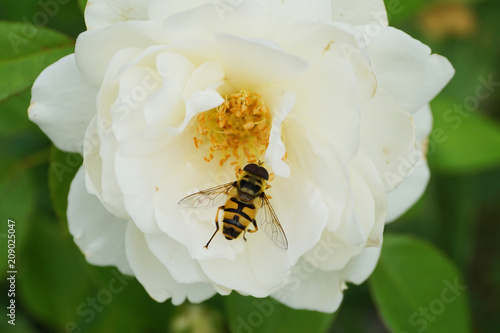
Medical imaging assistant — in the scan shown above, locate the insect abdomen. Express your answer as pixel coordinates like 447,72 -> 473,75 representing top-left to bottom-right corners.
222,198 -> 256,240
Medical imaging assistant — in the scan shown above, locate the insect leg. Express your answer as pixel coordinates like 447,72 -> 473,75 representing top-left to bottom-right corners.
205,206 -> 224,249
247,219 -> 258,233
243,219 -> 259,242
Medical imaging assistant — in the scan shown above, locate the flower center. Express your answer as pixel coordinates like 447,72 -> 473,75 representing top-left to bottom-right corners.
194,90 -> 271,171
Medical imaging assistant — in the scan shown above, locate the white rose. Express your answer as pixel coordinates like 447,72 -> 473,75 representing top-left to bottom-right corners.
29,0 -> 454,312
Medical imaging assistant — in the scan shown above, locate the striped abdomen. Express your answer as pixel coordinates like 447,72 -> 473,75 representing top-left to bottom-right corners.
222,197 -> 256,240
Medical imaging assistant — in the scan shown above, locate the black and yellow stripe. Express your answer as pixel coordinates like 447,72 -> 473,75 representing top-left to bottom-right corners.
222,197 -> 256,240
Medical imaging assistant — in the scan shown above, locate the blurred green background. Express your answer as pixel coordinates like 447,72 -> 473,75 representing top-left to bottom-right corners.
0,0 -> 499,332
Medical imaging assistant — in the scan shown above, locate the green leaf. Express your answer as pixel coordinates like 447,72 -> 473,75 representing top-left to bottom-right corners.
428,97 -> 500,173
0,310 -> 38,333
48,146 -> 82,229
18,212 -> 91,330
0,90 -> 36,137
432,176 -> 479,269
369,233 -> 471,333
0,131 -> 50,277
0,21 -> 74,102
225,293 -> 335,333
70,266 -> 178,333
0,169 -> 36,279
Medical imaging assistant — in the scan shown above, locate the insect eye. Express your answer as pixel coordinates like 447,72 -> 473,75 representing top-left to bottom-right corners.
243,163 -> 259,173
243,163 -> 269,180
257,167 -> 269,180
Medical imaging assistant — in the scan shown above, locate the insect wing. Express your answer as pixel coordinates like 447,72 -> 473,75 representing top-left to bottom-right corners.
258,194 -> 288,250
178,182 -> 235,209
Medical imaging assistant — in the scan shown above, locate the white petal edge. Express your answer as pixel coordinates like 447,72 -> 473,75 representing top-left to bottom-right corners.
75,21 -> 164,86
125,222 -> 217,304
362,26 -> 454,113
272,245 -> 381,312
264,90 -> 295,178
255,0 -> 332,25
144,233 -> 211,284
341,245 -> 381,284
166,61 -> 225,136
331,0 -> 388,26
147,0 -> 212,23
272,257 -> 344,312
413,104 -> 433,141
215,33 -> 310,89
85,0 -> 149,30
384,104 -> 432,222
29,54 -> 98,154
285,56 -> 360,161
360,89 -> 417,191
161,1 -> 269,42
385,151 -> 430,223
67,166 -> 133,275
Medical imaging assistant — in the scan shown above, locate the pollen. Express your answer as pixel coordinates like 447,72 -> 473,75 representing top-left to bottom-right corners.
194,90 -> 272,171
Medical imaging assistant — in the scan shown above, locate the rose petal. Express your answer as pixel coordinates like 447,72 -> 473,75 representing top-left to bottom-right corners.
114,149 -> 164,234
166,61 -> 225,135
302,231 -> 357,272
143,52 -> 196,139
349,151 -> 386,246
385,151 -> 430,223
264,90 -> 295,178
285,57 -> 360,160
340,245 -> 381,284
362,26 -> 454,113
125,222 -> 216,304
75,21 -> 164,86
161,1 -> 268,42
272,257 -> 344,312
144,233 -> 210,284
245,168 -> 330,289
109,66 -> 154,143
276,22 -> 377,103
215,34 -> 309,89
413,104 -> 433,141
67,166 -> 133,275
148,0 -> 213,23
85,0 -> 149,30
273,244 -> 381,313
83,117 -> 104,200
360,90 -> 417,191
99,131 -> 129,219
334,167 -> 372,246
331,0 -> 388,26
256,0 -> 332,25
199,253 -> 270,297
284,119 -> 348,232
333,152 -> 386,248
29,54 -> 98,154
302,150 -> 386,272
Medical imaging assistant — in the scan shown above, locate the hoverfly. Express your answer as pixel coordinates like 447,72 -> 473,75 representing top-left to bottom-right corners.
178,163 -> 288,250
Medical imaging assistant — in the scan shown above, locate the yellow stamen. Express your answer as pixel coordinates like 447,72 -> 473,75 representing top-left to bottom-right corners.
193,90 -> 275,170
